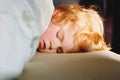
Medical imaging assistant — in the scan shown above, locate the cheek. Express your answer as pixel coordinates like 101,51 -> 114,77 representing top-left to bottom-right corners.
44,31 -> 55,39
62,35 -> 74,51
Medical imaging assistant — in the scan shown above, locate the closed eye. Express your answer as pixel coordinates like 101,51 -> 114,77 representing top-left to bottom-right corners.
56,30 -> 64,42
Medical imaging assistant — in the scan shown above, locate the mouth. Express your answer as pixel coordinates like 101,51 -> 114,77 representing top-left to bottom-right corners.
38,40 -> 55,53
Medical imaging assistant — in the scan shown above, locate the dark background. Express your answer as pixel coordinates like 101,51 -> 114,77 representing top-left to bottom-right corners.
53,0 -> 120,54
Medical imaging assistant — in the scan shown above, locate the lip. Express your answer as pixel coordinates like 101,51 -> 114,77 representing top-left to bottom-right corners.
40,40 -> 46,49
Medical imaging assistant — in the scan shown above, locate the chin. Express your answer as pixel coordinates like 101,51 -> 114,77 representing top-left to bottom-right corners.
37,49 -> 56,53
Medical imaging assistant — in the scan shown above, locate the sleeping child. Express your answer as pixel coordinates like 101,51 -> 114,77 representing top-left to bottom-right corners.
38,4 -> 110,53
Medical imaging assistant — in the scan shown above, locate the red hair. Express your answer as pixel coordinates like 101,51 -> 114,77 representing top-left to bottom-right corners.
52,4 -> 110,52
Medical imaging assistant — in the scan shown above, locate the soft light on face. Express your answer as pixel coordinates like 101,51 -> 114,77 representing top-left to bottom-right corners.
38,22 -> 75,53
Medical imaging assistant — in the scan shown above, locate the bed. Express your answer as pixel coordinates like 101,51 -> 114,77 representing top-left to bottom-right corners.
19,51 -> 120,80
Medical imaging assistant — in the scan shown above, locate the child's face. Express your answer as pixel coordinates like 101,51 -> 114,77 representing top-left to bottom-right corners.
38,22 -> 75,53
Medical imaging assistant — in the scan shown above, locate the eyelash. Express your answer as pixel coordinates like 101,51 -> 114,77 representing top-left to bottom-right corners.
56,31 -> 64,41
